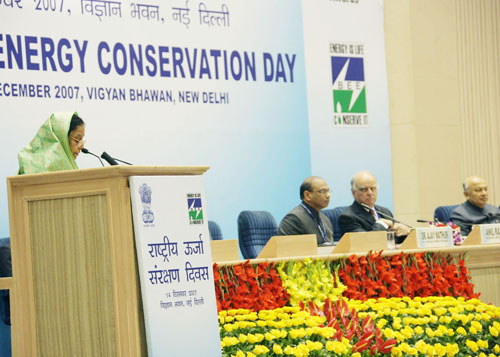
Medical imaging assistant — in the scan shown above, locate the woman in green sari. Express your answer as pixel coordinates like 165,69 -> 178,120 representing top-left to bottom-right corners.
1,113 -> 85,330
18,112 -> 85,174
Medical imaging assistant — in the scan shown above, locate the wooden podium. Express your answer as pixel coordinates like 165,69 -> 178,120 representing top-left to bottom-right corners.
5,166 -> 208,356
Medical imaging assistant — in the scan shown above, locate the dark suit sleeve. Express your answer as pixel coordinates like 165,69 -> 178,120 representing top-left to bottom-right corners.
338,208 -> 389,234
338,213 -> 368,233
277,213 -> 305,236
449,209 -> 472,236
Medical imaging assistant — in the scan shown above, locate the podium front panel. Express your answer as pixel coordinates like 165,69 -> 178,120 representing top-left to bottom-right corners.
29,194 -> 116,356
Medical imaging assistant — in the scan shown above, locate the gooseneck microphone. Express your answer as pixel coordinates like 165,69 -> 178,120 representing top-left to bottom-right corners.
416,219 -> 434,224
361,203 -> 414,229
111,157 -> 133,165
101,151 -> 119,166
81,148 -> 104,167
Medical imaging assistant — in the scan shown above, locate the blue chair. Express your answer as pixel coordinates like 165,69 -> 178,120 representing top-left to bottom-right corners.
434,205 -> 459,223
0,237 -> 11,357
208,220 -> 223,240
322,206 -> 348,242
237,211 -> 278,259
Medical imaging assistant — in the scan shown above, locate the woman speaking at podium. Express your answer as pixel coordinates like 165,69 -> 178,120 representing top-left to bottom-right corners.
18,112 -> 85,174
0,113 -> 85,333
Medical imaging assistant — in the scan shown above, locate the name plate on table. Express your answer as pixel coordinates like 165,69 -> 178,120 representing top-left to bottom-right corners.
257,234 -> 317,259
416,227 -> 453,248
480,224 -> 500,244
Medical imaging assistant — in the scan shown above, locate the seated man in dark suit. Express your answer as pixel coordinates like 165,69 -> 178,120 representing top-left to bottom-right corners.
450,176 -> 500,236
278,176 -> 334,245
338,171 -> 409,243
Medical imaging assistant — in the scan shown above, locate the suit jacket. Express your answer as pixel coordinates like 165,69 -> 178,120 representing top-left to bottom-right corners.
450,201 -> 500,236
338,201 -> 394,237
277,202 -> 334,245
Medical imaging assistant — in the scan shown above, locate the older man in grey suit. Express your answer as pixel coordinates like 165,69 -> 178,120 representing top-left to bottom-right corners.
450,176 -> 500,236
338,171 -> 409,243
277,176 -> 334,245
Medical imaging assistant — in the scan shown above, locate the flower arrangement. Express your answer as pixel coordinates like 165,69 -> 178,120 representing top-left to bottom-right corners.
337,252 -> 478,301
431,220 -> 463,245
215,252 -> 489,355
213,252 -> 479,312
219,297 -> 397,357
219,296 -> 500,356
276,258 -> 346,308
214,261 -> 289,311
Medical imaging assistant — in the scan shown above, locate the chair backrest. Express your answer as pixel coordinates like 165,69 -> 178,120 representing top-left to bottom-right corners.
0,238 -> 10,328
237,211 -> 278,259
322,206 -> 348,242
208,220 -> 223,240
434,205 -> 459,223
0,238 -> 9,250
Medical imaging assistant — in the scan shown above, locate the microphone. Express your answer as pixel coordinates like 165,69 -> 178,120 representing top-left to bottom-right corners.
416,219 -> 434,224
487,212 -> 500,221
101,151 -> 119,166
361,203 -> 414,229
81,148 -> 104,167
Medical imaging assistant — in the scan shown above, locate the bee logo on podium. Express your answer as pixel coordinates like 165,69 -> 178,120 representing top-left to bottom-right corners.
187,193 -> 204,225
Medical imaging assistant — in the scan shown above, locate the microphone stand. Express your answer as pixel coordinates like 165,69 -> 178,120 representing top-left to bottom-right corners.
360,203 -> 414,229
112,157 -> 133,165
81,148 -> 104,167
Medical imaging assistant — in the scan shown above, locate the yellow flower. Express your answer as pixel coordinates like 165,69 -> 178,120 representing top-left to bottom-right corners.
465,340 -> 478,353
391,346 -> 403,356
433,343 -> 446,356
273,344 -> 283,355
456,327 -> 467,336
247,334 -> 258,344
477,339 -> 489,349
239,334 -> 248,343
252,345 -> 269,355
415,340 -> 427,353
401,326 -> 414,339
471,320 -> 483,332
377,318 -> 388,328
426,327 -> 435,338
445,343 -> 459,355
495,344 -> 500,354
490,325 -> 499,337
256,320 -> 267,327
384,327 -> 395,339
392,320 -> 402,330
325,340 -> 349,354
306,340 -> 322,351
400,342 -> 418,355
235,351 -> 245,357
283,345 -> 294,355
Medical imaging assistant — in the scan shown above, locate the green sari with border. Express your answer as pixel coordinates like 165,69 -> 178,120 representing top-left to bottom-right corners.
18,112 -> 79,175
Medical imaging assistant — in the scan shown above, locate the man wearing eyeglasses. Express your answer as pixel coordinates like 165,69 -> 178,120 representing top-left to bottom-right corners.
338,171 -> 409,241
277,176 -> 334,245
